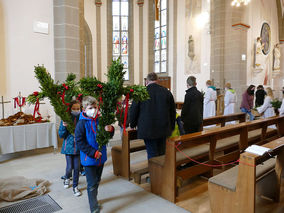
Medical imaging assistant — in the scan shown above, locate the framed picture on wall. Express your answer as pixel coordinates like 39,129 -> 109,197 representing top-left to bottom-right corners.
260,22 -> 271,55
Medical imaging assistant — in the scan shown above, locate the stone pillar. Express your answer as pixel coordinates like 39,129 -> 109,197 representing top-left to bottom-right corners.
210,0 -> 226,88
138,0 -> 144,85
95,0 -> 102,80
210,0 -> 248,112
79,0 -> 85,78
148,0 -> 155,74
54,0 -> 82,82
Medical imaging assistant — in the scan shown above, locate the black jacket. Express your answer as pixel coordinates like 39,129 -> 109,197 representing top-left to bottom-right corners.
129,83 -> 176,139
181,87 -> 203,134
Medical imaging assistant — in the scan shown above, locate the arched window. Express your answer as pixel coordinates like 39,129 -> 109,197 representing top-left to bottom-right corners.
154,0 -> 167,73
112,0 -> 129,80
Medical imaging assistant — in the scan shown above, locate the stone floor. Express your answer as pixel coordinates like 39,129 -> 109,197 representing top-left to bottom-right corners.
0,130 -> 189,213
2,125 -> 284,213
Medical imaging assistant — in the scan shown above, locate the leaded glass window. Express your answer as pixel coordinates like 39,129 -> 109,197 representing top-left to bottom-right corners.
112,0 -> 129,80
154,0 -> 167,73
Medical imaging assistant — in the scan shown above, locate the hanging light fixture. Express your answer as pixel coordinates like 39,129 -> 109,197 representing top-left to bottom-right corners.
231,0 -> 251,7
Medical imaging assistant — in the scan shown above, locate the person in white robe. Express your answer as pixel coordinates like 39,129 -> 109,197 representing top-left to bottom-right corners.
257,87 -> 275,128
279,87 -> 284,116
224,83 -> 237,115
203,80 -> 217,118
224,83 -> 237,124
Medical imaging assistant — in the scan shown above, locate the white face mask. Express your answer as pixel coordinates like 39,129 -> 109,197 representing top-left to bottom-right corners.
86,108 -> 98,118
71,111 -> 80,116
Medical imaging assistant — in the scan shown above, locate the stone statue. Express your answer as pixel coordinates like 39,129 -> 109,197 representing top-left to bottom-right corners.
188,35 -> 195,60
273,43 -> 280,71
255,37 -> 264,72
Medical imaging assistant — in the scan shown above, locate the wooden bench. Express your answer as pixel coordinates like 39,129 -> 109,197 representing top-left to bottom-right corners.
148,116 -> 284,203
208,137 -> 284,213
111,113 -> 246,183
111,130 -> 147,183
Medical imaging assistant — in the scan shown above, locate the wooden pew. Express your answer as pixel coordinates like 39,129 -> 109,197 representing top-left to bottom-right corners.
111,113 -> 246,183
208,137 -> 284,213
111,130 -> 146,183
202,112 -> 245,128
148,116 -> 284,203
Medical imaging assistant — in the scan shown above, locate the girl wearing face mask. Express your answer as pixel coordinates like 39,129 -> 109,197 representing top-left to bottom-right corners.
240,85 -> 255,121
279,87 -> 284,116
58,100 -> 82,197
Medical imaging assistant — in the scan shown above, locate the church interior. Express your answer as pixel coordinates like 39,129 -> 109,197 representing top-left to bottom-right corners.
1,0 -> 284,212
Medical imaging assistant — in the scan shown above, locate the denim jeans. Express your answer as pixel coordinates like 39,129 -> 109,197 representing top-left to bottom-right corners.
144,138 -> 166,159
65,154 -> 80,188
85,165 -> 104,213
240,107 -> 254,121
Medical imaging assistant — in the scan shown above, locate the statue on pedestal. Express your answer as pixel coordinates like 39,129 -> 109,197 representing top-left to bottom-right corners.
188,35 -> 195,60
273,43 -> 281,72
254,37 -> 264,73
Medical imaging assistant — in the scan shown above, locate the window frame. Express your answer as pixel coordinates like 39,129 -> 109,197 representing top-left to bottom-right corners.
154,0 -> 168,75
112,0 -> 130,81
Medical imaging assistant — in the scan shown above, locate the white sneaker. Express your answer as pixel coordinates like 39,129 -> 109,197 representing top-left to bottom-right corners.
63,179 -> 70,189
73,187 -> 81,197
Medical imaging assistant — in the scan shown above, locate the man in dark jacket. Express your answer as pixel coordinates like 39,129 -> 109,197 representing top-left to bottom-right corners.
129,73 -> 176,159
181,76 -> 203,134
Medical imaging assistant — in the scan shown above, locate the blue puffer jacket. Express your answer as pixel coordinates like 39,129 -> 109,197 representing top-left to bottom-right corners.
75,113 -> 113,166
59,115 -> 80,155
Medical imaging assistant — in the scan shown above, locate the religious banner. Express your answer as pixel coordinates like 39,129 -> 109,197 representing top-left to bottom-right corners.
27,59 -> 149,149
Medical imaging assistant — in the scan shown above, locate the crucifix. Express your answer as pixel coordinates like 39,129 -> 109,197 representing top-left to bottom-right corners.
0,96 -> 11,119
14,92 -> 26,112
29,61 -> 149,149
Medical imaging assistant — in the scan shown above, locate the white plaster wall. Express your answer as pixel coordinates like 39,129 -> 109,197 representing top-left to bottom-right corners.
176,0 -> 211,102
84,0 -> 97,78
245,0 -> 279,88
0,0 -> 55,120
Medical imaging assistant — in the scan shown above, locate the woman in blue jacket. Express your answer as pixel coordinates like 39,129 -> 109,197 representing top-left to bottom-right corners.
58,100 -> 81,197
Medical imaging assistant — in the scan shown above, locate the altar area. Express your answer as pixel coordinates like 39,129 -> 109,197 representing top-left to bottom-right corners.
0,122 -> 57,155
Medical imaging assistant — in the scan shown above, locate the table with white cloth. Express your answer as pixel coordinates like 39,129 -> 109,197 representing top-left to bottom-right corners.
0,122 -> 58,154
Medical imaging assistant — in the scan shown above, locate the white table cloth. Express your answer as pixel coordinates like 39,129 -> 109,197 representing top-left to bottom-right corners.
0,122 -> 57,154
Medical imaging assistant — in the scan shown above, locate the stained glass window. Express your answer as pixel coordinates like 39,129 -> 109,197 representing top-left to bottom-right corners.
112,0 -> 129,80
154,0 -> 167,73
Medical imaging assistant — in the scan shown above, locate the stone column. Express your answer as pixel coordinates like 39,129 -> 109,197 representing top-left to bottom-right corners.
79,0 -> 85,78
148,0 -> 155,74
95,0 -> 102,80
138,0 -> 144,85
210,0 -> 226,88
54,0 -> 82,82
210,0 -> 248,112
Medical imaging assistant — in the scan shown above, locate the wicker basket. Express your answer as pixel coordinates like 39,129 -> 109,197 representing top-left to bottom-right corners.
251,109 -> 261,117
